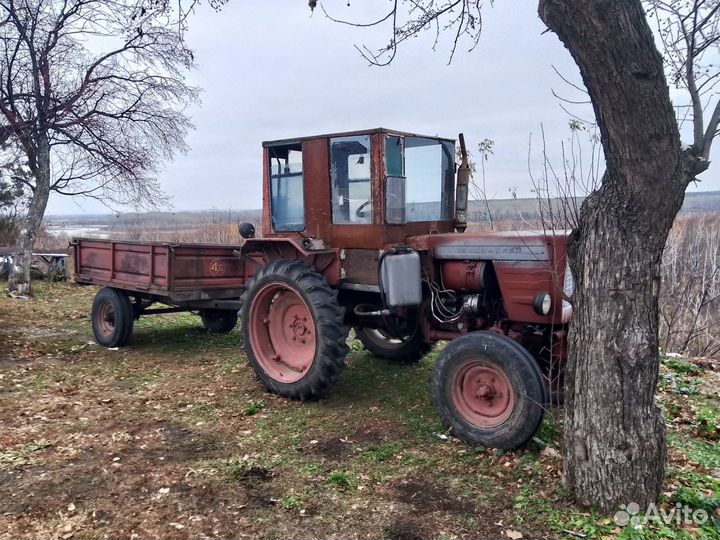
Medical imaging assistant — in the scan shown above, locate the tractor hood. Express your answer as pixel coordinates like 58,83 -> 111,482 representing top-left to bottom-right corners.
406,230 -> 570,262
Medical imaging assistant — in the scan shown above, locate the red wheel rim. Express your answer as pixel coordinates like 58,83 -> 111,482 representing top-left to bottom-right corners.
451,360 -> 515,428
97,301 -> 115,336
248,282 -> 316,383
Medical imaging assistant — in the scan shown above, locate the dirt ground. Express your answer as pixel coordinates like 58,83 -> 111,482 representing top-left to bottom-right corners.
1,282 -> 718,539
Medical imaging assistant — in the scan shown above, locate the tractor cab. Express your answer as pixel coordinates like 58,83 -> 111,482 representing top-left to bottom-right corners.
260,128 -> 460,249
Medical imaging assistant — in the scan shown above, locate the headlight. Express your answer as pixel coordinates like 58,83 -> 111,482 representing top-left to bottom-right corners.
563,260 -> 575,298
533,292 -> 552,315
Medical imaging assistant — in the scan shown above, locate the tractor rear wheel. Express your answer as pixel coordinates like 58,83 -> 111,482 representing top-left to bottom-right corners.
91,287 -> 134,347
431,331 -> 545,450
200,309 -> 238,334
241,260 -> 349,400
355,327 -> 432,364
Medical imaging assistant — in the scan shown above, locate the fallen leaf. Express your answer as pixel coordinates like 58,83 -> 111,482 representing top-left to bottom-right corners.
505,530 -> 523,539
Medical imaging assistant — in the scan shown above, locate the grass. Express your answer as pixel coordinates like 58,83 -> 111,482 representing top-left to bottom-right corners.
244,400 -> 265,415
663,357 -> 703,376
363,442 -> 401,462
280,495 -> 302,510
325,471 -> 357,489
0,280 -> 718,539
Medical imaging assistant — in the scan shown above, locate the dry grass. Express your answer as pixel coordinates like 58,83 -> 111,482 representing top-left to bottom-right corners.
661,213 -> 720,357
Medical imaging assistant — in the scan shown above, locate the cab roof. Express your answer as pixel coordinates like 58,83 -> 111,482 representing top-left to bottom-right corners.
262,127 -> 455,147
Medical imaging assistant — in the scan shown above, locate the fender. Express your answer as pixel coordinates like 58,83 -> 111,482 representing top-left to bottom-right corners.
240,237 -> 341,286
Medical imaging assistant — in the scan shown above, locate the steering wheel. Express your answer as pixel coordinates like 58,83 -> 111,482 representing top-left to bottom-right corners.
355,200 -> 371,219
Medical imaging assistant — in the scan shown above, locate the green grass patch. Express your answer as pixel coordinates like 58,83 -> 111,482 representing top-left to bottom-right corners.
325,471 -> 357,490
132,311 -> 242,356
668,431 -> 720,469
280,495 -> 302,510
244,401 -> 265,416
663,357 -> 702,376
363,442 -> 401,462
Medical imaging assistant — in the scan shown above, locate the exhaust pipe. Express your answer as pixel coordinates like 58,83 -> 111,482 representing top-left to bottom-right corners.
455,133 -> 470,233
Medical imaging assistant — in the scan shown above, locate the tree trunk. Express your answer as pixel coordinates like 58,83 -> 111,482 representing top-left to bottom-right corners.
8,138 -> 51,296
538,0 -> 692,510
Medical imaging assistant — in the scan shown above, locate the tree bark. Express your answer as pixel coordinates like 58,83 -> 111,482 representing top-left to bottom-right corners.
8,136 -> 51,296
538,0 -> 693,510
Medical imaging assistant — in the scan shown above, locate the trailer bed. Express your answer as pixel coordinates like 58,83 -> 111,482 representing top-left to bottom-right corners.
72,238 -> 250,303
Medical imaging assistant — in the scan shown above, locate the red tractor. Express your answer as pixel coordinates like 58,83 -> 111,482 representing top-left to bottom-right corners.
74,128 -> 572,450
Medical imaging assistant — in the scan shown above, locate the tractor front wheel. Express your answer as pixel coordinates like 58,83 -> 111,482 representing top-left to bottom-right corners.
431,331 -> 545,450
91,287 -> 134,347
355,327 -> 432,364
241,260 -> 349,400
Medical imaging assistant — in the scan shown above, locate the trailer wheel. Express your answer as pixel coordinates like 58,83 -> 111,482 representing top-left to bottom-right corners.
241,260 -> 349,400
91,287 -> 134,348
431,331 -> 545,450
200,309 -> 238,334
354,327 -> 431,364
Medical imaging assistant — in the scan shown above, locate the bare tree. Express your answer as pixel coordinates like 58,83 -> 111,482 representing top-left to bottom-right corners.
0,0 -> 198,295
316,0 -> 719,510
473,138 -> 495,229
647,0 -> 720,166
314,0 -> 485,66
528,121 -> 602,231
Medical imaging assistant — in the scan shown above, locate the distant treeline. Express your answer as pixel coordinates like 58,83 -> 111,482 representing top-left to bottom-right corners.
45,191 -> 720,228
468,190 -> 720,222
45,208 -> 262,232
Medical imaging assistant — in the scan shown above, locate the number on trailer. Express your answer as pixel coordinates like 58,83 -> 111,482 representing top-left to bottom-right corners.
209,259 -> 226,275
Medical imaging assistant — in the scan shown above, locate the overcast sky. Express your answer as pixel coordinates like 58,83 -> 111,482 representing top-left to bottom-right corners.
46,1 -> 720,215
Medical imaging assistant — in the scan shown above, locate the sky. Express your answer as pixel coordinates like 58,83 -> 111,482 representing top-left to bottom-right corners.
45,1 -> 720,215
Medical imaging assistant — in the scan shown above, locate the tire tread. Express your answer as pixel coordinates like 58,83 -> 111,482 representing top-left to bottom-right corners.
241,260 -> 349,400
431,331 -> 545,450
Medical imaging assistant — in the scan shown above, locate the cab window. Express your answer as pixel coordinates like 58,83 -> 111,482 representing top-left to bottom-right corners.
406,137 -> 454,222
330,135 -> 372,224
268,142 -> 304,231
384,135 -> 454,223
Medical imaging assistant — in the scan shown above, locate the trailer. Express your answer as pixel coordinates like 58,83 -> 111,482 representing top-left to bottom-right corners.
72,238 -> 255,346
